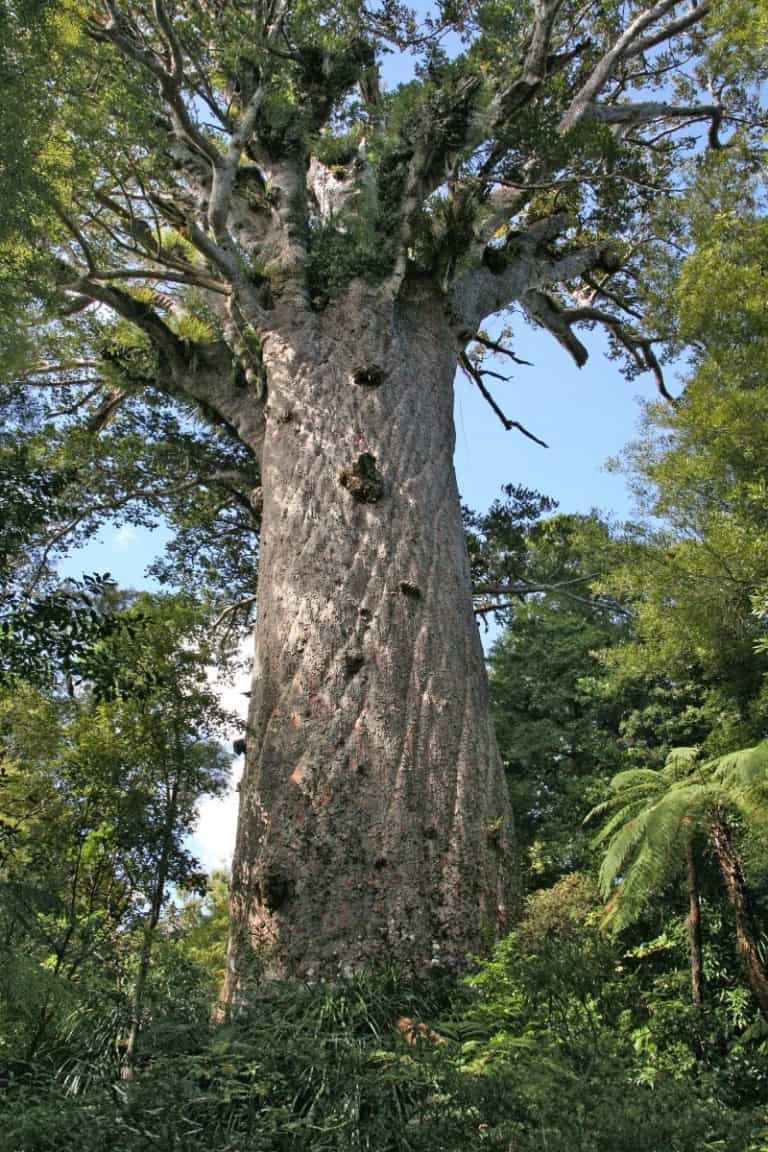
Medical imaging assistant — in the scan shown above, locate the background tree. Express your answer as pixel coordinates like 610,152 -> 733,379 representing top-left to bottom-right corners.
0,435 -> 123,688
600,158 -> 768,758
0,591 -> 232,1070
475,504 -> 629,886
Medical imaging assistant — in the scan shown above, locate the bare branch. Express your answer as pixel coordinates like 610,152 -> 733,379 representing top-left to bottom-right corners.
87,388 -> 128,432
451,213 -> 609,331
152,0 -> 185,79
474,580 -> 631,617
91,2 -> 219,165
488,0 -> 569,126
471,334 -> 533,366
523,293 -> 674,400
624,0 -> 713,59
213,594 -> 259,630
581,98 -> 722,144
53,204 -> 97,273
87,267 -> 229,293
458,351 -> 548,447
522,290 -> 589,367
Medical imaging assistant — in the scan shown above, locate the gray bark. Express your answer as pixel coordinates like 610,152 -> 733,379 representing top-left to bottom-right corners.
224,283 -> 515,987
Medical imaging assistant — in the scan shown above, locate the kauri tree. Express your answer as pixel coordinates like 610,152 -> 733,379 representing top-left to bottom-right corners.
1,0 -> 765,984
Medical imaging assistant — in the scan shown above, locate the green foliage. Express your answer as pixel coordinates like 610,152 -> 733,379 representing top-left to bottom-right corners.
0,436 -> 123,686
475,497 -> 628,883
602,161 -> 768,751
0,591 -> 233,1067
2,949 -> 766,1152
305,220 -> 391,310
489,596 -> 624,884
163,871 -> 232,996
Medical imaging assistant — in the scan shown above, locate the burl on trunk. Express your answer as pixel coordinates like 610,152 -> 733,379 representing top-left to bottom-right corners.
225,285 -> 515,988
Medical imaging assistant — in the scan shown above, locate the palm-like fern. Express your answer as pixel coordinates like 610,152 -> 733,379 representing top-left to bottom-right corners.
588,749 -> 705,932
588,741 -> 768,1020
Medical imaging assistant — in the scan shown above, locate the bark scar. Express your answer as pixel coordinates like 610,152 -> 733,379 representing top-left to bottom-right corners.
339,452 -> 385,503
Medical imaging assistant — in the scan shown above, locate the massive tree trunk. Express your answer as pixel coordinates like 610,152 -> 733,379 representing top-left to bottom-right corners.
224,284 -> 515,987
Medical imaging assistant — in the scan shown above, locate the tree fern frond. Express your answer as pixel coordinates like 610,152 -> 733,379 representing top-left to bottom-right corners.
597,807 -> 654,898
608,768 -> 667,793
711,740 -> 768,794
663,747 -> 700,778
590,803 -> 647,848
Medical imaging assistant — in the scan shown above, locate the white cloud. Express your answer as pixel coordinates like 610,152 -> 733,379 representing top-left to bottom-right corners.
191,638 -> 252,873
112,524 -> 138,551
191,781 -> 242,873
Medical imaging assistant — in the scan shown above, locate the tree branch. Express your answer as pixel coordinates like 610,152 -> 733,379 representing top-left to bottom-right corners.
522,290 -> 589,367
458,351 -> 548,447
624,1 -> 713,60
69,278 -> 188,370
450,213 -> 609,331
92,2 -> 219,165
559,0 -> 709,132
580,99 -> 722,145
522,293 -> 674,399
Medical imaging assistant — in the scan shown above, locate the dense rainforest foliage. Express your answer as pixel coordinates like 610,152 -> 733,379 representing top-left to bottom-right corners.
3,0 -> 768,1147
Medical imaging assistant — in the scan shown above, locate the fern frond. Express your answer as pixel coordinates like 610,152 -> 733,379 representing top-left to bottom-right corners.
711,740 -> 768,794
597,807 -> 654,897
608,768 -> 666,792
593,761 -> 712,933
590,803 -> 647,848
663,747 -> 700,778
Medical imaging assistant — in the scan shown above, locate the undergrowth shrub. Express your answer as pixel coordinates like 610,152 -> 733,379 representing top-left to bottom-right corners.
1,945 -> 767,1150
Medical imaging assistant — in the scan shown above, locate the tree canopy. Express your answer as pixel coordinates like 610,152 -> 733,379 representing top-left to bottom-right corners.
2,0 -> 766,594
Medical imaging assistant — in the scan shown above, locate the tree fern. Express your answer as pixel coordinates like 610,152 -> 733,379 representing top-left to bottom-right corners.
589,754 -> 698,923
588,740 -> 768,1018
709,740 -> 768,822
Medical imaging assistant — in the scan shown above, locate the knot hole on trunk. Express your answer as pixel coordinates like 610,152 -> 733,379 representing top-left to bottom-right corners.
258,866 -> 293,912
352,364 -> 386,388
339,453 -> 385,504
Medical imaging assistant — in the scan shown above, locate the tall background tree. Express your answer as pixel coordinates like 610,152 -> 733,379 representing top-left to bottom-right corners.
2,0 -> 766,982
0,592 -> 232,1072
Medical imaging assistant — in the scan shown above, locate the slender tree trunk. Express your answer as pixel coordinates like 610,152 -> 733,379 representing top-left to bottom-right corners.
121,913 -> 157,1080
27,829 -> 88,1060
225,285 -> 515,988
709,813 -> 768,1022
685,840 -> 704,1011
122,786 -> 177,1079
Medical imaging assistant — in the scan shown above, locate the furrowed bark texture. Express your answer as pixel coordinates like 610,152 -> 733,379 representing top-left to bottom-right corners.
225,285 -> 515,986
